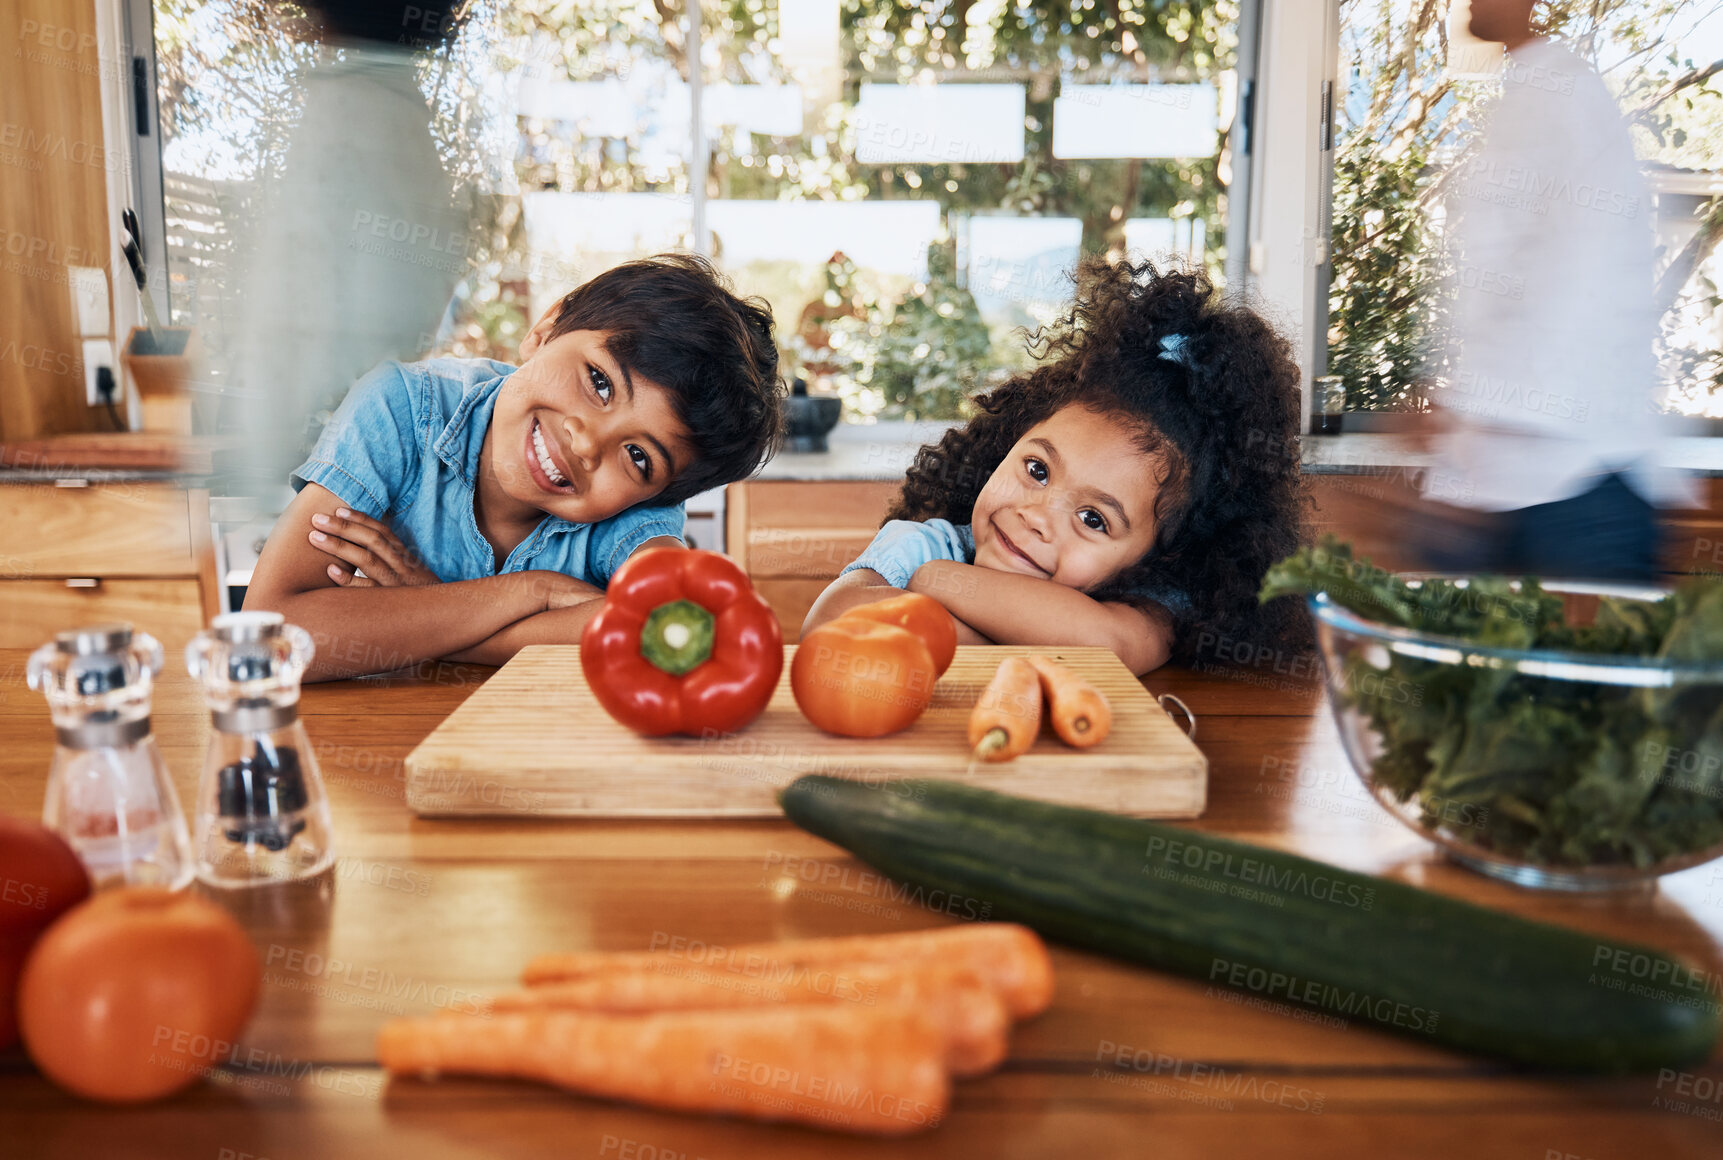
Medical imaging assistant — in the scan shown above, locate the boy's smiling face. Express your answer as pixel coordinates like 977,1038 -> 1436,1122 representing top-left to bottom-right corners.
481,319 -> 693,529
969,404 -> 1164,592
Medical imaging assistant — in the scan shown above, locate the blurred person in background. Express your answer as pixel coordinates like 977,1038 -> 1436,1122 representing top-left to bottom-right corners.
228,0 -> 474,498
1407,0 -> 1693,582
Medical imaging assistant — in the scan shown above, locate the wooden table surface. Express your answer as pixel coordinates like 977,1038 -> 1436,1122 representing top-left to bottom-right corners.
2,648 -> 1720,1158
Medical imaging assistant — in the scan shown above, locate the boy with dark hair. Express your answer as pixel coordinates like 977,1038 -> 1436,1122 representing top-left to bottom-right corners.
244,254 -> 784,680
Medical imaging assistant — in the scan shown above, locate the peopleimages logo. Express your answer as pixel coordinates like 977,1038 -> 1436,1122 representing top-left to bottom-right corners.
1503,59 -> 1576,95
1093,1040 -> 1326,1114
1208,957 -> 1439,1033
708,1052 -> 942,1128
1589,944 -> 1723,1014
0,122 -> 129,174
1444,368 -> 1589,422
1456,158 -> 1640,219
1143,835 -> 1377,911
760,851 -> 993,921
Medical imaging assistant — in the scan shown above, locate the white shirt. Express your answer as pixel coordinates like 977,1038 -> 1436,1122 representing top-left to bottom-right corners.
1424,38 -> 1693,511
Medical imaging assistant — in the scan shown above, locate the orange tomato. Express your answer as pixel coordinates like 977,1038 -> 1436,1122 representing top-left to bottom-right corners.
838,592 -> 958,676
792,617 -> 938,737
19,887 -> 260,1103
0,816 -> 90,1050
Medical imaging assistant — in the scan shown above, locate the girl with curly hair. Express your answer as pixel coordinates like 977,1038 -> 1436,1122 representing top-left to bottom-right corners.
803,256 -> 1311,675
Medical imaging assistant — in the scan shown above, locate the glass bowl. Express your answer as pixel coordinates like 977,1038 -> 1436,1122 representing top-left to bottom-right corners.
1310,580 -> 1723,891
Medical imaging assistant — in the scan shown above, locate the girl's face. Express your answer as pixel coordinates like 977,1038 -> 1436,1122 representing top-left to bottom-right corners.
970,405 -> 1164,592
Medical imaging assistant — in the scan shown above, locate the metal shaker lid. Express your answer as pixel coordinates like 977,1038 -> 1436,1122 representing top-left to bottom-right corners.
51,623 -> 137,697
211,611 -> 286,644
209,612 -> 287,684
55,623 -> 133,656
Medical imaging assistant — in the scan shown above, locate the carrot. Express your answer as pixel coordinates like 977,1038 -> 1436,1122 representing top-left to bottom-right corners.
476,961 -> 1010,1077
1026,655 -> 1113,748
521,923 -> 1055,1020
968,656 -> 1043,762
377,1005 -> 949,1136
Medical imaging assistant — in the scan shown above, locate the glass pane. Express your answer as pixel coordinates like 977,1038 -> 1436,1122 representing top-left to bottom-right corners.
152,0 -> 519,473
704,0 -> 1240,420
1328,1 -> 1723,418
151,0 -> 1240,440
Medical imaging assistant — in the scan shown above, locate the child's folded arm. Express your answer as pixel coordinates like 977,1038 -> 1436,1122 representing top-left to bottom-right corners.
244,483 -> 572,681
801,567 -> 992,644
804,519 -> 991,641
801,568 -> 902,634
442,598 -> 601,666
442,534 -> 685,665
907,560 -> 1173,676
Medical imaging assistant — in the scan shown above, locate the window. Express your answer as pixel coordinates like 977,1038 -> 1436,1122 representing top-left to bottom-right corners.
1324,0 -> 1723,426
147,0 -> 1247,428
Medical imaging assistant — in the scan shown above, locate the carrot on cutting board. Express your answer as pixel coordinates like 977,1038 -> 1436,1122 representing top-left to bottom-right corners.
968,656 -> 1044,763
1026,655 -> 1112,748
522,923 -> 1055,1020
478,961 -> 1010,1077
377,1005 -> 949,1136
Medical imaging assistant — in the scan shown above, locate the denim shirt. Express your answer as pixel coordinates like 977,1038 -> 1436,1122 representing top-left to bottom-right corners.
291,358 -> 684,584
841,518 -> 1190,613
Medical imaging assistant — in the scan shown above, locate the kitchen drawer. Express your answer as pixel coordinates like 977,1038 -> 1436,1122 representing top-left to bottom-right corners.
0,482 -> 196,577
746,527 -> 878,579
1661,518 -> 1723,575
1663,476 -> 1723,517
0,578 -> 205,650
728,480 -> 896,577
744,480 -> 899,526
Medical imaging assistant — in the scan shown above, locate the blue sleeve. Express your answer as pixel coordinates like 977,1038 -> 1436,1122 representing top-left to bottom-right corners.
839,519 -> 972,589
585,504 -> 687,587
290,362 -> 420,518
1130,581 -> 1192,615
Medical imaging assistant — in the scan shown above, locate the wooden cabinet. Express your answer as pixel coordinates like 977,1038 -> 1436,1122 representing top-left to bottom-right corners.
1656,478 -> 1723,576
0,0 -> 123,441
1305,472 -> 1723,578
1304,473 -> 1431,573
0,482 -> 196,575
726,480 -> 899,642
0,481 -> 218,650
0,578 -> 205,649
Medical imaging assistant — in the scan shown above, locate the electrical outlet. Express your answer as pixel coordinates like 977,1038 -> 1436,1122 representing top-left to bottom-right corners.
82,338 -> 114,406
67,267 -> 109,337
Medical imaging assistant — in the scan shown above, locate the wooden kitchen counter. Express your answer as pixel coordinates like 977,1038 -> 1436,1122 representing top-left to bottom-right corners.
1,650 -> 1720,1158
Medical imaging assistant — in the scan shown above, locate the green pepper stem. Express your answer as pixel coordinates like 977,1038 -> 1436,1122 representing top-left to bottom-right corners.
639,600 -> 715,676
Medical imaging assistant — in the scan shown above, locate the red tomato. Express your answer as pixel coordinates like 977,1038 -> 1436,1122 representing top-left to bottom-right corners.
19,887 -> 260,1102
0,815 -> 90,941
792,617 -> 938,737
0,816 -> 90,1050
0,940 -> 23,1050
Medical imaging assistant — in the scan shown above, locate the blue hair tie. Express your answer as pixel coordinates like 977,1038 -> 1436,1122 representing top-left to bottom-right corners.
1158,333 -> 1193,369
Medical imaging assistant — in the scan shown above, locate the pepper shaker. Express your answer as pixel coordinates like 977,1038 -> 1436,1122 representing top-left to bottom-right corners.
186,611 -> 335,887
27,623 -> 196,890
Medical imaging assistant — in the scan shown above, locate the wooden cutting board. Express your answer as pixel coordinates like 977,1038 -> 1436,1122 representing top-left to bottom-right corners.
404,645 -> 1206,818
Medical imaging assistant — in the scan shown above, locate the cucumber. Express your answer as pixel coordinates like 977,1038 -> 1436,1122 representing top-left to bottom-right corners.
779,776 -> 1721,1073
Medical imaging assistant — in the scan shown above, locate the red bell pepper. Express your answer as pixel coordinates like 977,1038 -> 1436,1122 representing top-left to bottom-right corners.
579,547 -> 784,736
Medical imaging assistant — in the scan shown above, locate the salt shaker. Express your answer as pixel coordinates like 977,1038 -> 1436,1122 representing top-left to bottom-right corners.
27,623 -> 196,890
186,611 -> 335,887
